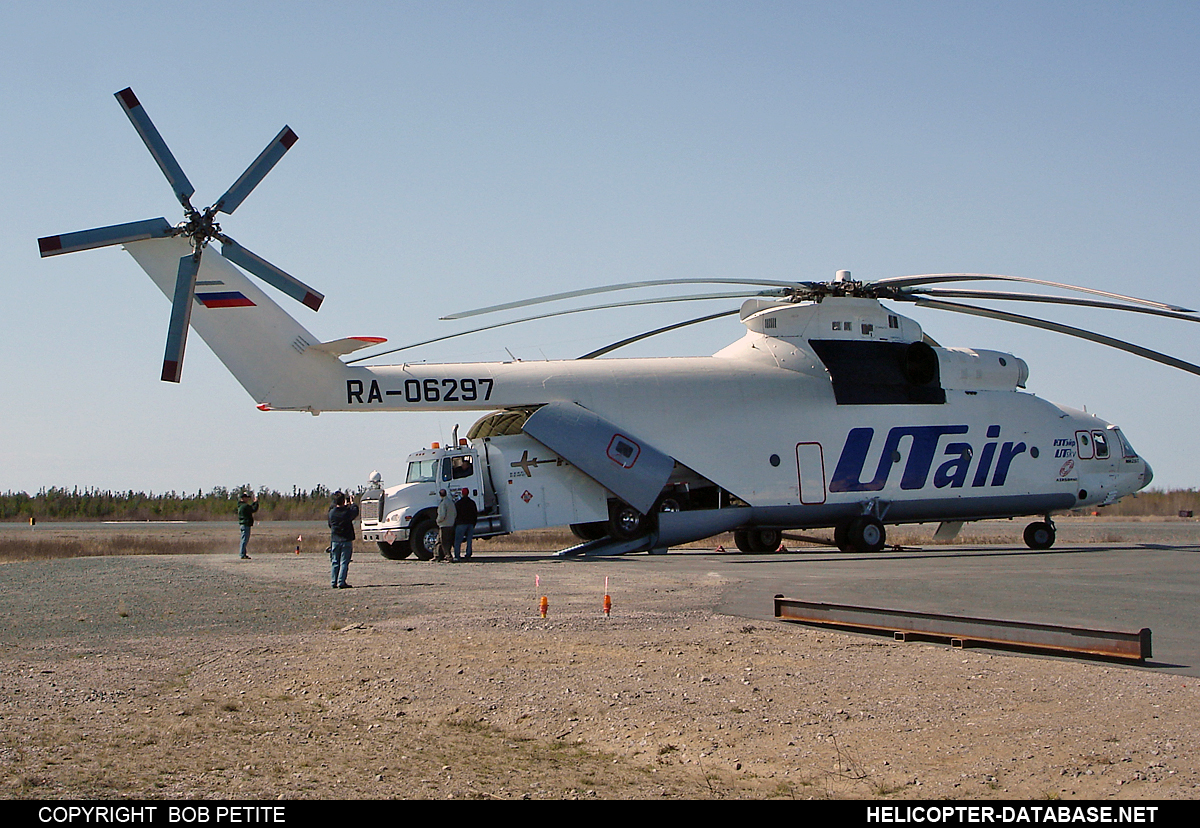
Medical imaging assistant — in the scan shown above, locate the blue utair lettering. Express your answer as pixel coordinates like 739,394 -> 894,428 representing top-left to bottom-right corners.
830,425 -> 1027,493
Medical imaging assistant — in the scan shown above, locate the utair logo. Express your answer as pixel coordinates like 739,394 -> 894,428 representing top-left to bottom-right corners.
830,424 -> 1027,493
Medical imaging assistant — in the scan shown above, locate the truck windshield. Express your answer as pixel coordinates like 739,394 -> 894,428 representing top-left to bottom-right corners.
406,459 -> 439,484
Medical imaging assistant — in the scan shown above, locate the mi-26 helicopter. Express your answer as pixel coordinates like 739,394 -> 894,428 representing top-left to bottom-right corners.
39,89 -> 1196,557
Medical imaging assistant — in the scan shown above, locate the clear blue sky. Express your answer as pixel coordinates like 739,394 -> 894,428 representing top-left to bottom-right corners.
3,1 -> 1199,494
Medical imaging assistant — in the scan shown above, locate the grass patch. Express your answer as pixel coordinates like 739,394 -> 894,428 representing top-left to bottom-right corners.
0,535 -> 217,562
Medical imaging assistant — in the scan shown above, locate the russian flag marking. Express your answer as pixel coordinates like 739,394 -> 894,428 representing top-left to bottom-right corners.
197,291 -> 256,308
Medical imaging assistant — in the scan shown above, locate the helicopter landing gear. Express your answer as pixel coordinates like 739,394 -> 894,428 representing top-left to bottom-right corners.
733,527 -> 782,553
1023,519 -> 1056,550
834,516 -> 886,553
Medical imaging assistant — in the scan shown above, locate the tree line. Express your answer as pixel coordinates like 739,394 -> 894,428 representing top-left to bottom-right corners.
3,485 -> 1200,522
0,485 -> 364,522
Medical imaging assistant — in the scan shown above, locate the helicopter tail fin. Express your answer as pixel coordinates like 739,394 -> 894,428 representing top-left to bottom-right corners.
123,237 -> 350,410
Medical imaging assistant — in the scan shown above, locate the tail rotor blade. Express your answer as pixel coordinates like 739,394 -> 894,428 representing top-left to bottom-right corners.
214,126 -> 298,215
38,217 -> 173,257
162,252 -> 201,383
218,237 -> 323,310
114,88 -> 196,209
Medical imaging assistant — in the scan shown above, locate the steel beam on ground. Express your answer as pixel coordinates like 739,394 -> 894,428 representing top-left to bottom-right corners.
774,596 -> 1151,662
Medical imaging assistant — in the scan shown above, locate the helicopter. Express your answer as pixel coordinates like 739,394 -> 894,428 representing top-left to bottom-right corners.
39,88 -> 1197,555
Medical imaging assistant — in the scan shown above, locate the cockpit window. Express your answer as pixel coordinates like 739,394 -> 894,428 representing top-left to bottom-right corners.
1092,431 -> 1109,459
405,459 -> 438,484
1114,429 -> 1138,459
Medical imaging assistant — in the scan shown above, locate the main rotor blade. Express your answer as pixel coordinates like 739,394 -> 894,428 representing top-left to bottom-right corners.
348,293 -> 754,363
577,309 -> 740,359
898,288 -> 1200,323
913,297 -> 1200,377
214,126 -> 298,215
114,88 -> 195,209
162,252 -> 201,383
876,273 -> 1192,313
38,217 -> 173,257
218,237 -> 323,311
443,278 -> 800,320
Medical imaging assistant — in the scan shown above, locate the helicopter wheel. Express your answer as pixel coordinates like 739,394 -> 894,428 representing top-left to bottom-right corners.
833,521 -> 854,552
846,516 -> 886,553
751,527 -> 781,552
1023,521 -> 1056,550
733,527 -> 780,553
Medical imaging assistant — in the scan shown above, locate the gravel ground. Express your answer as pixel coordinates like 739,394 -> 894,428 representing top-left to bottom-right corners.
1,520 -> 1198,800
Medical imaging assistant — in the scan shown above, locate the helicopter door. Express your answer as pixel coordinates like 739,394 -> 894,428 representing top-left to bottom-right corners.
795,442 -> 827,505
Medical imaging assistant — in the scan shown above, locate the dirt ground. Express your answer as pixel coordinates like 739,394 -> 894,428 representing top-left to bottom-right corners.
1,520 -> 1198,800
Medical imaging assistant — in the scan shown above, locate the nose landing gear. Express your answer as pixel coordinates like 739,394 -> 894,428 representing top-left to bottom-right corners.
1023,518 -> 1056,550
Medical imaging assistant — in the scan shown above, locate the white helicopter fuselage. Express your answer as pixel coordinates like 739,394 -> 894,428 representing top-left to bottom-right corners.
124,238 -> 1151,550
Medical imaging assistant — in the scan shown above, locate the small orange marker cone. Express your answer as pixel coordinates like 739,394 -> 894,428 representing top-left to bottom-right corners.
539,595 -> 548,618
603,576 -> 611,616
776,542 -> 787,553
715,544 -> 725,553
296,534 -> 303,554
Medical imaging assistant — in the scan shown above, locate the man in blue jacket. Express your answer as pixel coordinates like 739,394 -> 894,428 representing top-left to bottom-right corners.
328,491 -> 359,589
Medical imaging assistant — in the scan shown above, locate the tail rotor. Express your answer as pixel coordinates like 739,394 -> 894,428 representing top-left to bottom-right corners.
38,88 -> 323,383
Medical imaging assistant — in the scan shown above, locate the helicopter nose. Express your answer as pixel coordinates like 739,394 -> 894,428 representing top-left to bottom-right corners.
1142,461 -> 1154,488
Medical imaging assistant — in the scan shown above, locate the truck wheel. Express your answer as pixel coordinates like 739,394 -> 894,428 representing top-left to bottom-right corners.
570,522 -> 608,541
609,504 -> 645,540
1023,521 -> 1055,550
409,518 -> 438,560
377,540 -> 411,560
733,529 -> 755,553
655,496 -> 683,513
847,516 -> 886,553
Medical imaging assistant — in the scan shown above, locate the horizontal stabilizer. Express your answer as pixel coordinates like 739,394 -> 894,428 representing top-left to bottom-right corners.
309,336 -> 388,357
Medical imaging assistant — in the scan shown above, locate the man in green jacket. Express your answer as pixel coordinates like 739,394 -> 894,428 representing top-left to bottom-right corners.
237,491 -> 258,560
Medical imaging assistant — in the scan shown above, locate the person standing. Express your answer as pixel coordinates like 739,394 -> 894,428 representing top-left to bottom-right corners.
328,491 -> 359,589
435,488 -> 456,562
453,487 -> 478,561
237,491 -> 258,560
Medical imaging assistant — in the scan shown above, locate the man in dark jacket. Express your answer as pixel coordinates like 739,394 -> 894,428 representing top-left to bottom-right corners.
237,491 -> 258,560
328,491 -> 359,589
453,488 -> 479,561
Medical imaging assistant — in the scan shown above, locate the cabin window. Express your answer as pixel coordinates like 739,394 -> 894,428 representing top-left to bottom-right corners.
860,323 -> 873,336
888,315 -> 899,329
1092,431 -> 1109,459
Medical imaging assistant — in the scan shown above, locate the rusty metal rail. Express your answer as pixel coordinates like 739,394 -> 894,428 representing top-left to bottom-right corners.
774,596 -> 1152,662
